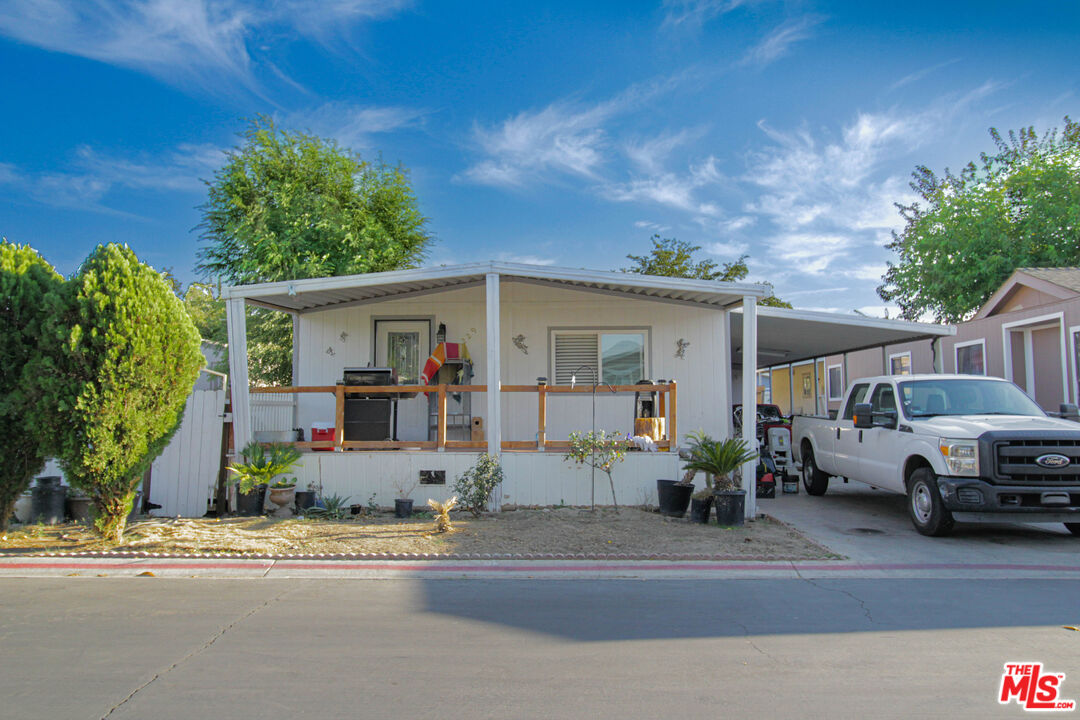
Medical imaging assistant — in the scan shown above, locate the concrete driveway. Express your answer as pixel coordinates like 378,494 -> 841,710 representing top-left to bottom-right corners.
760,481 -> 1079,565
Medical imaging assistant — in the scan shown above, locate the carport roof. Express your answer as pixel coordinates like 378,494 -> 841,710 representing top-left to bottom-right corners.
731,305 -> 954,367
223,261 -> 768,313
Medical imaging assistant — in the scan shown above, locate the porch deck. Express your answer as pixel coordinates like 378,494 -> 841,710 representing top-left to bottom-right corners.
251,381 -> 678,453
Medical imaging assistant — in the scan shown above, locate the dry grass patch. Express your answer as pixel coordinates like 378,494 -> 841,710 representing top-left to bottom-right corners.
0,507 -> 839,559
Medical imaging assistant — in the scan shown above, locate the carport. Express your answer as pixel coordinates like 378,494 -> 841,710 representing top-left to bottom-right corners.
730,305 -> 955,414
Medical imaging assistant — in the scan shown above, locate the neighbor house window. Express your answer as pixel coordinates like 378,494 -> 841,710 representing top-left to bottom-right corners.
955,340 -> 986,376
552,330 -> 647,385
889,352 -> 912,375
827,363 -> 844,401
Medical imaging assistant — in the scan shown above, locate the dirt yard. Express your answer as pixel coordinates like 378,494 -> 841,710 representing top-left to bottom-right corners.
0,507 -> 839,559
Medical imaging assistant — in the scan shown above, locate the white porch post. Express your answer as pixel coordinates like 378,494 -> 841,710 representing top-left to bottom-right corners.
717,309 -> 731,438
292,312 -> 301,429
226,297 -> 252,452
740,295 -> 758,520
485,272 -> 502,458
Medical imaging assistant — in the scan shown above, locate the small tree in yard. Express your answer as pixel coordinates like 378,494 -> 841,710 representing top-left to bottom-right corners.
0,240 -> 64,532
41,244 -> 204,542
453,454 -> 504,517
564,430 -> 628,512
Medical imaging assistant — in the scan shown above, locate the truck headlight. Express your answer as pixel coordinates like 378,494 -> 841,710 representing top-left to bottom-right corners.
939,438 -> 979,477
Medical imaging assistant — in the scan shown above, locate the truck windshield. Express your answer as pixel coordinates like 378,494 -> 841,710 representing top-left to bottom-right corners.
898,379 -> 1045,419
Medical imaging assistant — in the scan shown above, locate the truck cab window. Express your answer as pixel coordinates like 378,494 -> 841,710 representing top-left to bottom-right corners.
869,384 -> 896,415
842,383 -> 870,420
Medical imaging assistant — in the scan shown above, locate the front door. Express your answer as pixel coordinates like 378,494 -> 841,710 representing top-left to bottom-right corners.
374,320 -> 430,441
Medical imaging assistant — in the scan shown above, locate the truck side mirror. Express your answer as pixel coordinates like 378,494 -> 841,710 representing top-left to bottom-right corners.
874,408 -> 898,429
1060,403 -> 1079,420
853,402 -> 873,429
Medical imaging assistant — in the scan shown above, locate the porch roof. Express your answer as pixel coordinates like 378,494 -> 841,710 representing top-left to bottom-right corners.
222,261 -> 769,314
731,305 -> 955,366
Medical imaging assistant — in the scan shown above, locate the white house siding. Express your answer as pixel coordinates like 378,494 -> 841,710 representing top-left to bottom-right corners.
290,450 -> 683,508
294,281 -> 733,447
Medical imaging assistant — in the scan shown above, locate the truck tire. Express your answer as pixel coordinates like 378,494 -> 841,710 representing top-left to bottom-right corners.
907,468 -> 954,537
1065,523 -> 1080,537
801,447 -> 829,496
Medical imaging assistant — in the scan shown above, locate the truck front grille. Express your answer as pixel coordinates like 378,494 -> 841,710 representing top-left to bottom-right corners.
994,439 -> 1080,484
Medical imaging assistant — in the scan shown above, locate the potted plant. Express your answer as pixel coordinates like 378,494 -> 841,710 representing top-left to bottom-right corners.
228,441 -> 302,517
391,477 -> 418,518
268,476 -> 298,518
681,433 -> 757,526
295,480 -> 319,515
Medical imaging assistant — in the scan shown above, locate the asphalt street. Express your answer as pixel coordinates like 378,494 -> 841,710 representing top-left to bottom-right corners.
3,575 -> 1079,720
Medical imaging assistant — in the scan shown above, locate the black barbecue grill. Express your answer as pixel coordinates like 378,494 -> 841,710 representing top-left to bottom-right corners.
341,367 -> 399,441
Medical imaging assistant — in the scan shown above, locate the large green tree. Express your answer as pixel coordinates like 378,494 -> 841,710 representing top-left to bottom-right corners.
622,235 -> 791,307
197,116 -> 432,385
0,240 -> 64,531
41,244 -> 204,542
879,117 -> 1080,322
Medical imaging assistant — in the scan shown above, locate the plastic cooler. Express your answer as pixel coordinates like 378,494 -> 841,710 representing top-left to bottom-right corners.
311,422 -> 334,451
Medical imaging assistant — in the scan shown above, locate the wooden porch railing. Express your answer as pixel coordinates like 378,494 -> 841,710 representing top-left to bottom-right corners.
249,382 -> 677,452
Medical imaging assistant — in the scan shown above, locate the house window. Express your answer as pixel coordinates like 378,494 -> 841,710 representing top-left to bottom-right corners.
827,364 -> 843,401
955,340 -> 986,376
552,330 -> 647,385
889,352 -> 912,375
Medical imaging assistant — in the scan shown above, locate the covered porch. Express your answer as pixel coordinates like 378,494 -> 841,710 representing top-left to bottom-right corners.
225,262 -> 767,515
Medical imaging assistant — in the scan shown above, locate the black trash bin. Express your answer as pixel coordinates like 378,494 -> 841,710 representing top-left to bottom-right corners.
31,476 -> 68,525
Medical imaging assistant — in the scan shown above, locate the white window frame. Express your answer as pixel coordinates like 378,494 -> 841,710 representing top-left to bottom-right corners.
826,363 -> 843,401
888,351 -> 912,376
1000,312 -> 1068,404
953,338 -> 987,376
549,327 -> 650,386
1070,325 -> 1080,406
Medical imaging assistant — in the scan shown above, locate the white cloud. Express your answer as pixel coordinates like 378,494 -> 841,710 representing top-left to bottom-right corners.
661,0 -> 750,30
766,233 -> 853,274
889,58 -> 960,92
460,78 -> 678,188
280,103 -> 426,149
704,240 -> 749,257
19,143 -> 223,212
741,15 -> 822,67
0,0 -> 411,94
0,162 -> 19,184
496,253 -> 557,266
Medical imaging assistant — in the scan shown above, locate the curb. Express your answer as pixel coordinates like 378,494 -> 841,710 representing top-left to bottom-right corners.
0,549 -> 834,562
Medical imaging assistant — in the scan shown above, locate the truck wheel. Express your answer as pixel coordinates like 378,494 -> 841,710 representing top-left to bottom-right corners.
907,468 -> 954,537
801,448 -> 829,496
1065,523 -> 1080,537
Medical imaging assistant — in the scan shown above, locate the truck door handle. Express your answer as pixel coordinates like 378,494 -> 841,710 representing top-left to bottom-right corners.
858,430 -> 863,442
836,428 -> 840,440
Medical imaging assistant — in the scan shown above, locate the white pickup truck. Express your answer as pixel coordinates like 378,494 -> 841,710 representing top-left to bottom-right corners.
791,374 -> 1080,537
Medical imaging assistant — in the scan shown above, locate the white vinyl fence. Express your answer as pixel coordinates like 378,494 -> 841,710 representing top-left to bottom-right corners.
149,373 -> 227,517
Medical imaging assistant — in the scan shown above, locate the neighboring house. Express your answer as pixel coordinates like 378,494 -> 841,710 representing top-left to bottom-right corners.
223,262 -> 946,519
761,268 -> 1080,415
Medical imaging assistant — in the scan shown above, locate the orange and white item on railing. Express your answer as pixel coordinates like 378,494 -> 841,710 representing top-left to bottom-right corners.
420,342 -> 471,384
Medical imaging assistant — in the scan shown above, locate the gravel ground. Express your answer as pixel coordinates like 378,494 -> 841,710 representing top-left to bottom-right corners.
0,507 -> 840,559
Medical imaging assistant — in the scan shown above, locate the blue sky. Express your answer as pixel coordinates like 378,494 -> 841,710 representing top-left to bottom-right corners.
0,1 -> 1077,315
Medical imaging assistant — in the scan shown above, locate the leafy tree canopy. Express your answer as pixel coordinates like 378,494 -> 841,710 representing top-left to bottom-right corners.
41,243 -> 204,541
0,240 -> 64,531
622,235 -> 791,307
196,116 -> 432,385
879,117 -> 1080,323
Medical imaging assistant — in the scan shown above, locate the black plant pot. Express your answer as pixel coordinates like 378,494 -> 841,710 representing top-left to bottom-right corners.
713,490 -> 746,527
689,496 -> 712,523
657,479 -> 693,518
295,491 -> 317,514
394,498 -> 414,518
31,478 -> 67,525
236,484 -> 268,517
